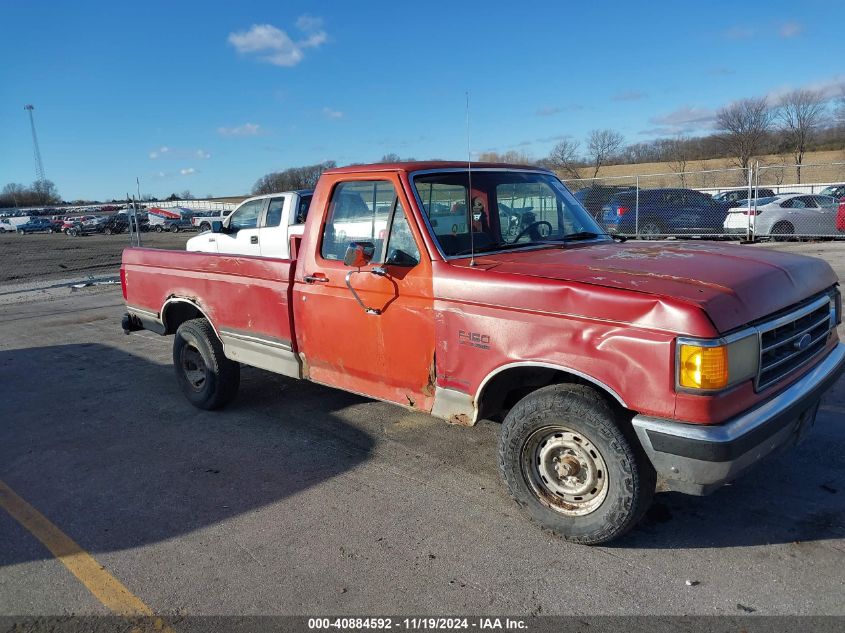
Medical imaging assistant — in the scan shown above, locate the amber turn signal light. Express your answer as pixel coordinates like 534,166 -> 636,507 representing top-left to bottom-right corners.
678,344 -> 729,390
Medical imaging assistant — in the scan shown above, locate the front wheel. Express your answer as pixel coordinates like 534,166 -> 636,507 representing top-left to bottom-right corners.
155,225 -> 163,233
173,318 -> 240,410
170,224 -> 180,233
498,384 -> 655,545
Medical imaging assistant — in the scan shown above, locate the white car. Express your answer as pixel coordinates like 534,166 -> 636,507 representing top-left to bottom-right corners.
186,190 -> 313,259
723,193 -> 840,239
0,217 -> 30,233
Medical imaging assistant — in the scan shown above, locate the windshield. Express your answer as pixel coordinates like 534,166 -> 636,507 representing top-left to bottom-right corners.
412,170 -> 607,257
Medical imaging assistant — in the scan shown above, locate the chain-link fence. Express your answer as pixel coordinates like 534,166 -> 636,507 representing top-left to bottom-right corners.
2,163 -> 845,294
0,202 -> 237,292
563,161 -> 845,241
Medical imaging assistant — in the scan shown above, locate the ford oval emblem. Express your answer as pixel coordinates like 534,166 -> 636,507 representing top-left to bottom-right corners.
794,333 -> 812,351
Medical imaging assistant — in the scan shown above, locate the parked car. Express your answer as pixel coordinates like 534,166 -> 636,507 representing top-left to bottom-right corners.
724,193 -> 841,239
120,160 -> 844,545
819,184 -> 845,200
16,217 -> 57,234
186,190 -> 313,258
61,215 -> 96,233
0,217 -> 29,233
100,214 -> 130,235
712,188 -> 775,205
601,188 -> 732,237
837,199 -> 845,233
573,185 -> 635,221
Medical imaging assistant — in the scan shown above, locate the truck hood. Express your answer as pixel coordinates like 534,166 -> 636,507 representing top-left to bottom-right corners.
467,241 -> 837,332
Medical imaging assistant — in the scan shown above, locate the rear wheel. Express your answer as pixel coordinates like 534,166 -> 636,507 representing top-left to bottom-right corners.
173,318 -> 240,410
199,222 -> 211,232
155,225 -> 163,233
771,221 -> 794,242
170,224 -> 180,233
498,384 -> 655,545
104,227 -> 113,235
638,221 -> 664,239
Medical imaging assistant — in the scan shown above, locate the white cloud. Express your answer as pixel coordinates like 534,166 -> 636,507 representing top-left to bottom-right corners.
779,21 -> 803,38
642,105 -> 718,136
148,146 -> 170,159
180,167 -> 196,176
217,123 -> 263,137
322,107 -> 343,119
612,90 -> 646,102
296,15 -> 323,32
724,26 -> 755,40
766,74 -> 845,102
227,16 -> 327,67
196,149 -> 211,159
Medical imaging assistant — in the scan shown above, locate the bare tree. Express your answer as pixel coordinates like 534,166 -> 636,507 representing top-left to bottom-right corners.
379,153 -> 401,163
252,161 -> 337,195
777,89 -> 827,182
715,97 -> 772,181
836,89 -> 845,128
548,138 -> 582,179
586,129 -> 624,178
665,135 -> 691,186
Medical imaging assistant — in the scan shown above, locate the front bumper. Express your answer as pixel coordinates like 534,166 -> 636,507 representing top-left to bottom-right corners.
632,343 -> 845,495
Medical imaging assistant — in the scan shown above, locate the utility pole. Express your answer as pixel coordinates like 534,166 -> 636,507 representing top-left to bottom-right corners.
24,104 -> 47,192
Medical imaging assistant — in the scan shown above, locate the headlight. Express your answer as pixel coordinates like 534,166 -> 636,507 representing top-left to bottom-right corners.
676,333 -> 759,393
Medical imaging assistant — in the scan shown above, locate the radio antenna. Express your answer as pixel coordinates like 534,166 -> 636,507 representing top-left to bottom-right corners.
465,91 -> 476,267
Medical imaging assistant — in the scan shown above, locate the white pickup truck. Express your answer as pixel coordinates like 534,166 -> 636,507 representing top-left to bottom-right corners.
186,190 -> 313,258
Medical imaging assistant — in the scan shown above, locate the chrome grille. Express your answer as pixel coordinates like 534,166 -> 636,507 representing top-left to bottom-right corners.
756,294 -> 833,390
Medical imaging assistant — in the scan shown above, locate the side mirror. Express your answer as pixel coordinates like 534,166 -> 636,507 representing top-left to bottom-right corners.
210,221 -> 223,233
343,241 -> 375,267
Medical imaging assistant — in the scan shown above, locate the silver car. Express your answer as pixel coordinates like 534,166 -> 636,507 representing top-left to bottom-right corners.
723,193 -> 840,239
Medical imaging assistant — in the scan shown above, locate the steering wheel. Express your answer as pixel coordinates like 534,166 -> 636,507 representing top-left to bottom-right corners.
511,220 -> 552,243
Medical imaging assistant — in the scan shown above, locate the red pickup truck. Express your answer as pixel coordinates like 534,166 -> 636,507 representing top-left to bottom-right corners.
121,161 -> 844,544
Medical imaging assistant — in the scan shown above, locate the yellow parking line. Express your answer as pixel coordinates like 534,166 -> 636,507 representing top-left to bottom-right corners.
0,478 -> 157,618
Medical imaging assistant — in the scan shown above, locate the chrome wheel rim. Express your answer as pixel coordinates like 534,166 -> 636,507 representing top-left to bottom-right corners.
521,426 -> 609,516
640,222 -> 661,236
181,344 -> 207,391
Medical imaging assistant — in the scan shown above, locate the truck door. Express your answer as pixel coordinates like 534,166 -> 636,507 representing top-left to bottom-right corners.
217,198 -> 264,257
294,177 -> 436,410
259,196 -> 288,259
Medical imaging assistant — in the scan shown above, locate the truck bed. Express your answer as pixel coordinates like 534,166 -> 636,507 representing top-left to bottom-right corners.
122,248 -> 298,366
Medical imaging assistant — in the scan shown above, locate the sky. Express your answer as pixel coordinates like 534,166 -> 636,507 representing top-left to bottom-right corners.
1,0 -> 843,201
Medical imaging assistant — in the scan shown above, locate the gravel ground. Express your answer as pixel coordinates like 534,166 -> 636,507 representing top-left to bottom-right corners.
0,231 -> 190,285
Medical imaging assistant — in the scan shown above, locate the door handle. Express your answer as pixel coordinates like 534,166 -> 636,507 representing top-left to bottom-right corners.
304,273 -> 329,284
250,235 -> 258,244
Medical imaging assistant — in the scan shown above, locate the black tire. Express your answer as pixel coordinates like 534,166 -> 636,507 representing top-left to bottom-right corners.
104,227 -> 113,235
498,384 -> 655,545
173,318 -> 240,410
771,221 -> 794,242
199,222 -> 210,232
637,220 -> 664,239
170,224 -> 180,233
155,225 -> 164,233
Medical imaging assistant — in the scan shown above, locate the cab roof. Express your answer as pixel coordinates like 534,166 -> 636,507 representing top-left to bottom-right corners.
322,161 -> 551,175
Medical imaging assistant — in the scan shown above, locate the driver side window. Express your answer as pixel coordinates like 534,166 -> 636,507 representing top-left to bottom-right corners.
385,205 -> 420,267
229,199 -> 263,230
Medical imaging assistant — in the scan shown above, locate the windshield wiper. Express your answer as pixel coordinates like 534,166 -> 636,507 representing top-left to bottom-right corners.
451,240 -> 551,257
560,231 -> 601,240
557,230 -> 625,243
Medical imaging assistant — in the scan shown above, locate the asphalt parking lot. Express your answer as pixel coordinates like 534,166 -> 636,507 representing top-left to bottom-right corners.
1,241 -> 844,619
